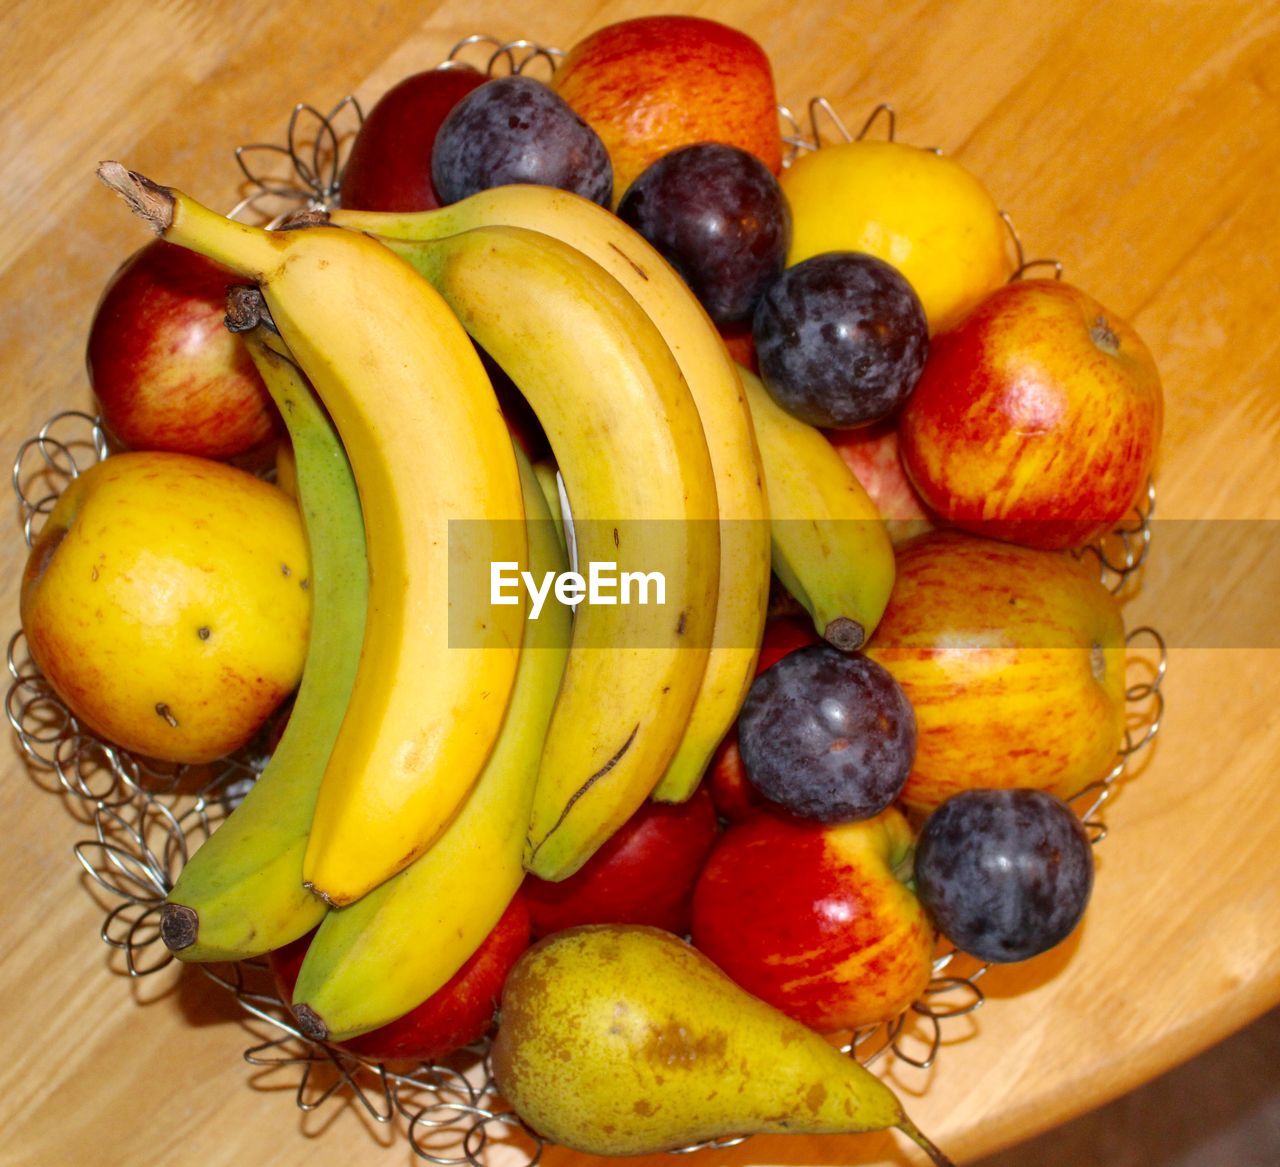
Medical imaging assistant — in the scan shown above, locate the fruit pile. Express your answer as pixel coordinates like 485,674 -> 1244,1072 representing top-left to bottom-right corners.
17,15 -> 1164,1165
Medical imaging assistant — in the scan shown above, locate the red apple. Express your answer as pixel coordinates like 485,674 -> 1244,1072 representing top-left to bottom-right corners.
86,240 -> 280,459
865,530 -> 1127,814
899,279 -> 1162,550
690,809 -> 935,1032
754,612 -> 821,674
339,65 -> 486,211
827,422 -> 934,546
522,787 -> 719,937
268,893 -> 531,1063
706,732 -> 759,823
718,320 -> 757,373
551,15 -> 782,204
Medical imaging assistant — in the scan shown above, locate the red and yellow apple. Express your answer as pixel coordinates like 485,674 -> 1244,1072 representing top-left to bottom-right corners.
269,893 -> 531,1063
690,808 -> 935,1032
522,787 -> 719,937
20,452 -> 311,764
86,240 -> 280,459
827,422 -> 934,546
866,530 -> 1127,813
551,15 -> 782,204
339,65 -> 486,212
899,279 -> 1163,550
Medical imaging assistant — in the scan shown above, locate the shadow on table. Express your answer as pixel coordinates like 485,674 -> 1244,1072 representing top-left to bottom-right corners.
971,1008 -> 1280,1167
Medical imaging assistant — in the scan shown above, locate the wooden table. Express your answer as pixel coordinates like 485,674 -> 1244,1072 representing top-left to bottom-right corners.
2,1 -> 1277,1164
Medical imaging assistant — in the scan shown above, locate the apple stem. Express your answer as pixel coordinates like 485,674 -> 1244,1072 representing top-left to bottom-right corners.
896,1116 -> 957,1166
1089,314 -> 1120,355
97,162 -> 175,234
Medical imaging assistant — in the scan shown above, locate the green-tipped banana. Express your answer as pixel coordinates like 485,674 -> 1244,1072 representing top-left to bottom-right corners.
290,445 -> 569,1041
336,185 -> 771,804
159,329 -> 367,962
403,224 -> 720,881
99,164 -> 526,907
740,365 -> 896,650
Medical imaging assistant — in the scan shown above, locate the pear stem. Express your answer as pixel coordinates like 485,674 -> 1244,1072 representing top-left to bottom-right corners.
897,1116 -> 957,1167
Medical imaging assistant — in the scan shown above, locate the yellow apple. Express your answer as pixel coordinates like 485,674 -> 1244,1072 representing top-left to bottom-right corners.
20,451 -> 311,764
780,139 -> 1014,333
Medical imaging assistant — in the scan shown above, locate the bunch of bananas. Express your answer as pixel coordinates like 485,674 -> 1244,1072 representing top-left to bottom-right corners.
97,163 -> 895,1045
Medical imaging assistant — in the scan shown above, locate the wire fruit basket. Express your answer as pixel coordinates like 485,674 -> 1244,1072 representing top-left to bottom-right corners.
5,34 -> 1166,1166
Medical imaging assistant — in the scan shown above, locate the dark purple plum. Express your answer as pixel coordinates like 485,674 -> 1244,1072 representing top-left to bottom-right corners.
616,142 -> 790,325
736,644 -> 915,822
914,788 -> 1094,963
753,251 -> 928,428
431,75 -> 612,207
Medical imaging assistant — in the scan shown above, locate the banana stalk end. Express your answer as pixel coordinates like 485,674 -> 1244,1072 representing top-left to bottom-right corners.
97,161 -> 174,234
158,902 -> 198,953
824,616 -> 866,652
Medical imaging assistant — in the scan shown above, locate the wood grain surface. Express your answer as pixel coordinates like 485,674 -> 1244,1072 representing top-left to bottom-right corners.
2,2 -> 1277,1165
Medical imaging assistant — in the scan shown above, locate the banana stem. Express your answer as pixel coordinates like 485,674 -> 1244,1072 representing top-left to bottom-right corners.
97,161 -> 285,280
897,1117 -> 957,1167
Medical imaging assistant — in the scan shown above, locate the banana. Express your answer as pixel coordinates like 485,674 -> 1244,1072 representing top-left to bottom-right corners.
532,458 -> 569,555
159,329 -> 367,961
337,185 -> 772,803
98,164 -> 527,906
291,444 -> 570,1042
402,224 -> 719,881
739,365 -> 896,650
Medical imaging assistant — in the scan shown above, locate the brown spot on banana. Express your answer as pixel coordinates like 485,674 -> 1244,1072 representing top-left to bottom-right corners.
607,240 -> 649,281
528,723 -> 640,859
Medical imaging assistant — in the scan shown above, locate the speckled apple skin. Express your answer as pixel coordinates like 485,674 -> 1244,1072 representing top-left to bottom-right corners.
551,15 -> 782,205
898,279 -> 1162,550
20,452 -> 310,763
690,809 -> 935,1033
866,531 -> 1127,813
87,240 -> 280,458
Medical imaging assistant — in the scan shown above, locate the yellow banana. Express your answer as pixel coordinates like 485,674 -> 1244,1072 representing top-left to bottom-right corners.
160,329 -> 367,961
739,365 -> 896,650
338,185 -> 771,803
402,224 -> 719,881
291,444 -> 570,1042
98,164 -> 526,906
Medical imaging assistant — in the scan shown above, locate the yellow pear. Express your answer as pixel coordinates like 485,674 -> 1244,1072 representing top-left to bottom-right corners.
491,925 -> 952,1162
